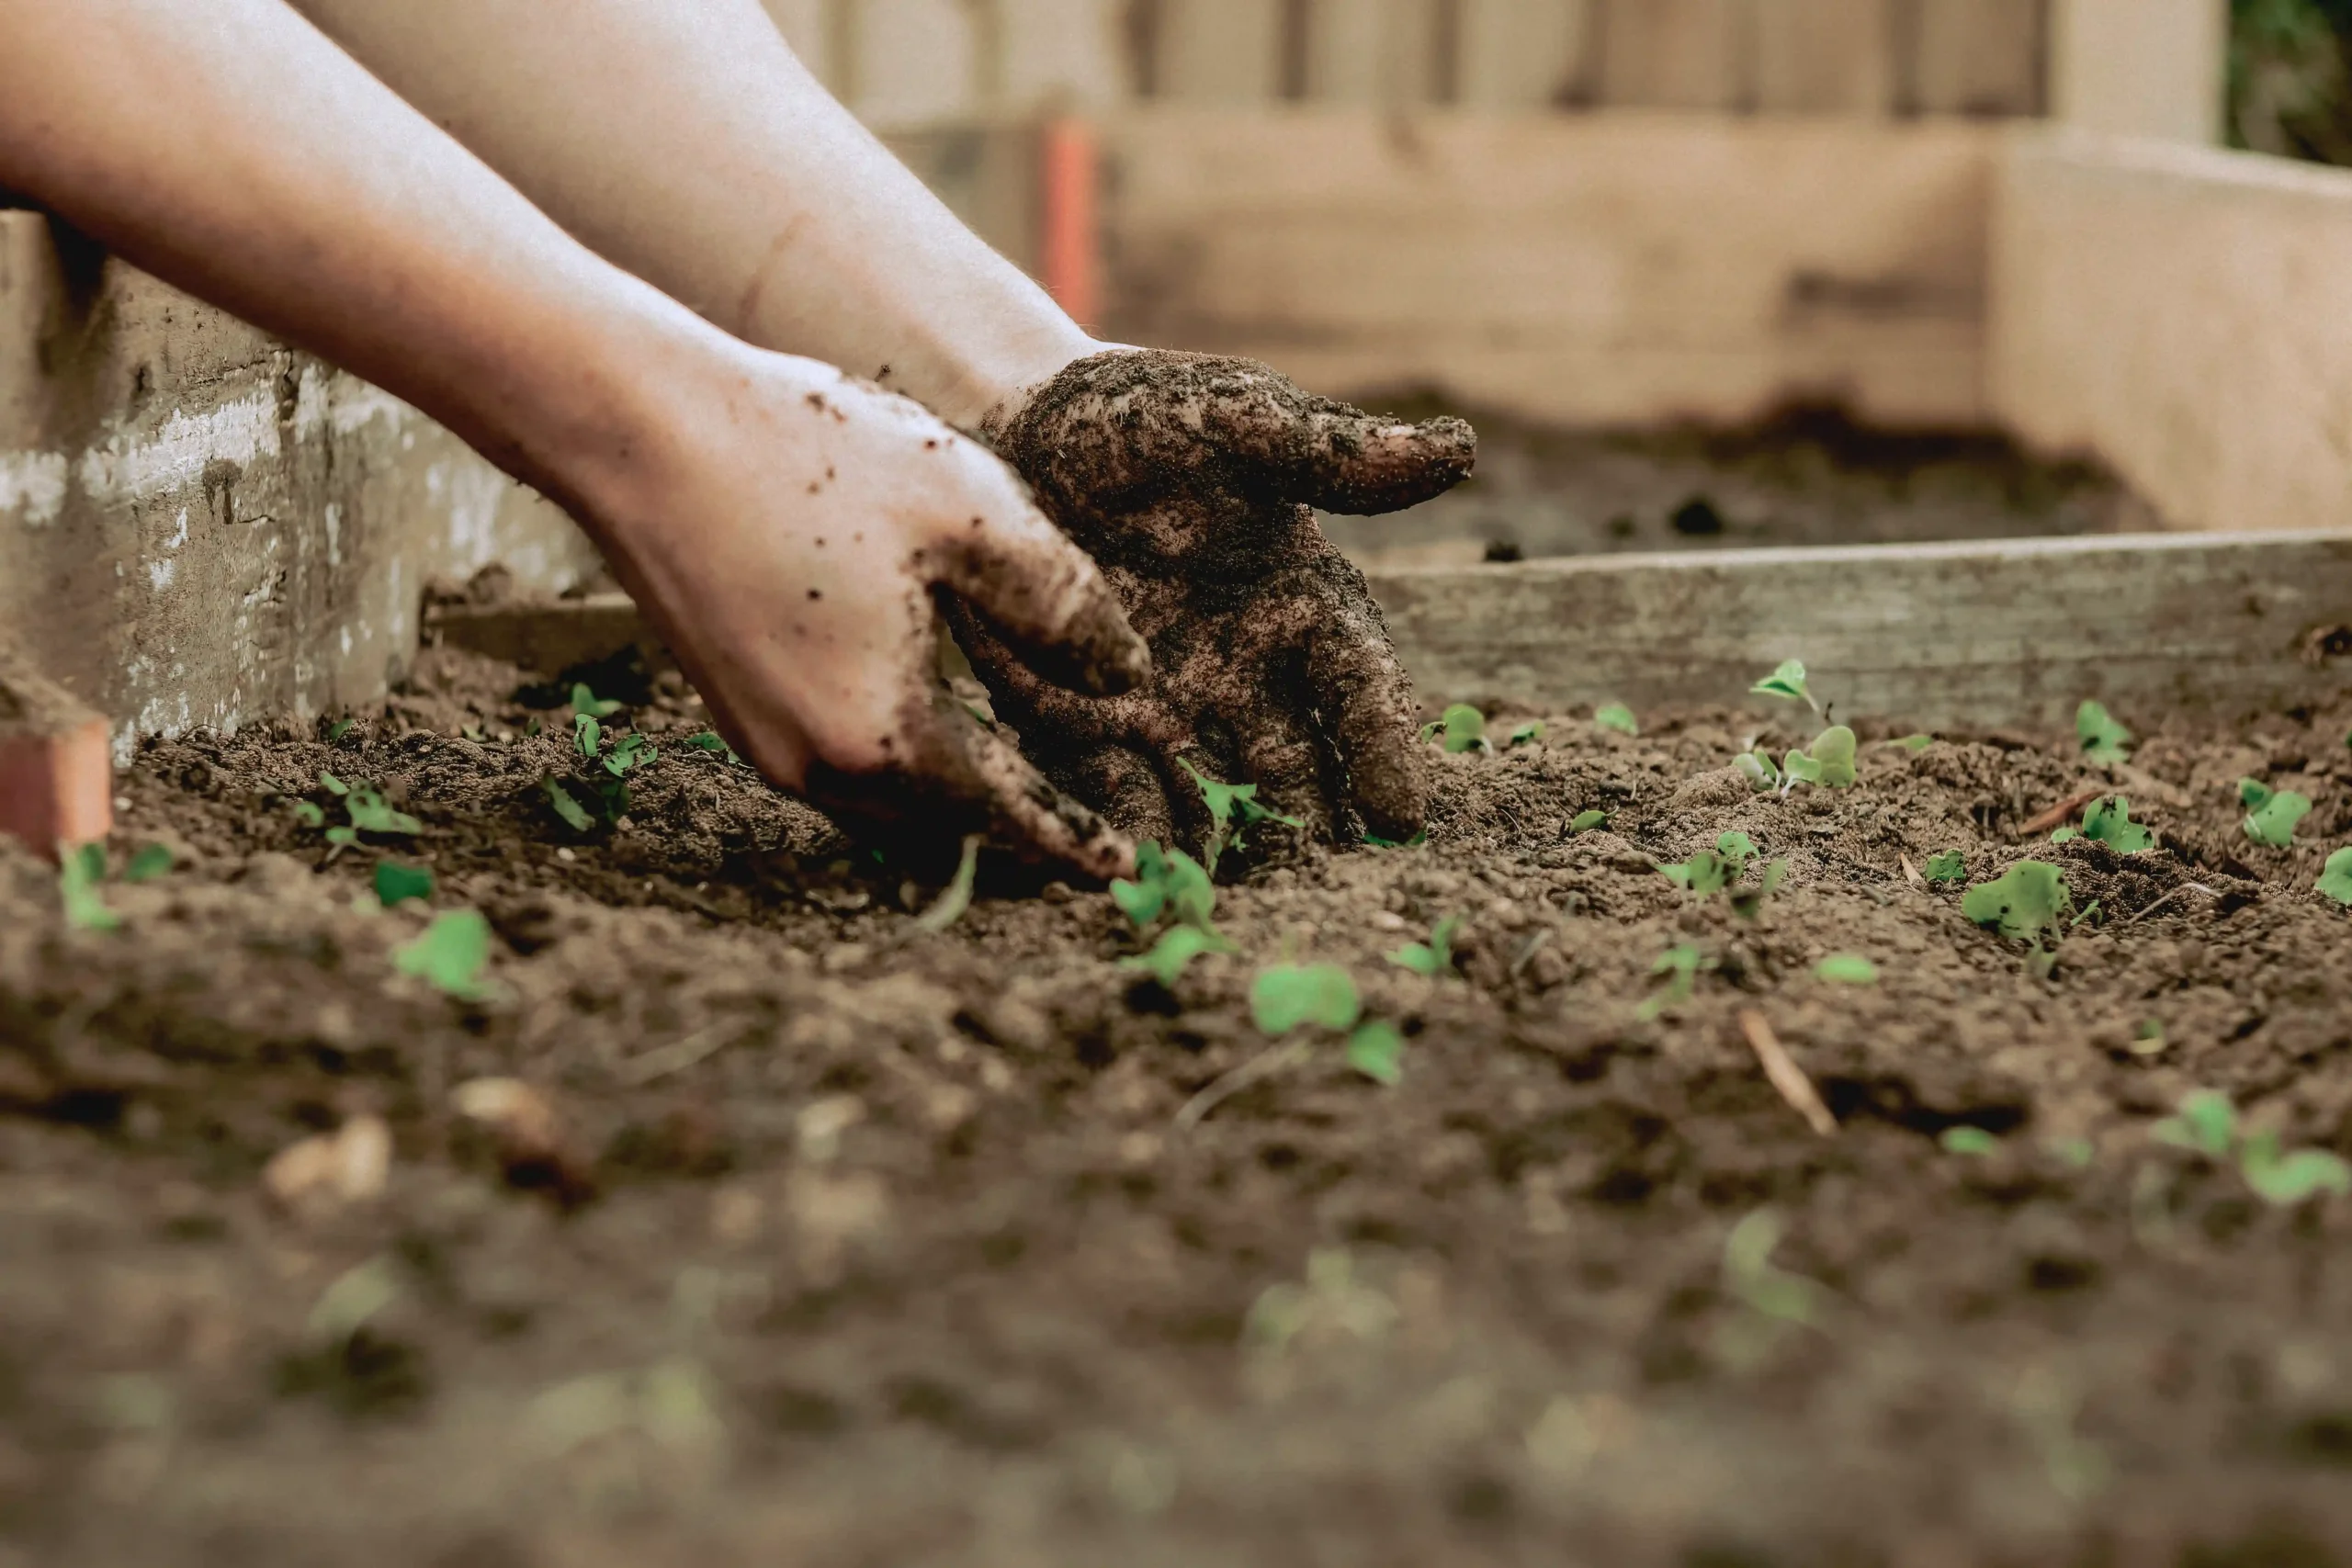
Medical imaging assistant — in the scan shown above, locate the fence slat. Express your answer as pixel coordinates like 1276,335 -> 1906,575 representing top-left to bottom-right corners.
1303,0 -> 1450,104
1157,0 -> 1285,102
1456,0 -> 1595,109
1597,0 -> 1747,110
1755,0 -> 1894,115
845,0 -> 984,126
1913,0 -> 2044,117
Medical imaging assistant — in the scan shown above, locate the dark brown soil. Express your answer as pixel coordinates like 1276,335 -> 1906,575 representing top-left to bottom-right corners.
1326,404 -> 2162,570
9,644 -> 2352,1568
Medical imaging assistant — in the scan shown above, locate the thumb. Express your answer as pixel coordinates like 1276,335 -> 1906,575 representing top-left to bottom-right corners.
926,491 -> 1150,698
1189,360 -> 1477,515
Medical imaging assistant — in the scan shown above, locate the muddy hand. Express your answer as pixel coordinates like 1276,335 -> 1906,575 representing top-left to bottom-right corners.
587,347 -> 1149,882
951,349 -> 1476,852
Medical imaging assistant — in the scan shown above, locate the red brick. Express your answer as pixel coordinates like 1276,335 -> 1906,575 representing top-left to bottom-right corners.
0,649 -> 112,859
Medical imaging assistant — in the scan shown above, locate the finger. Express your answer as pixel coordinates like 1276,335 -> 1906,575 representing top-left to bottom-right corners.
1061,742 -> 1180,849
1305,581 -> 1429,845
803,690 -> 1136,884
1180,359 -> 1478,516
926,489 -> 1150,699
1222,704 -> 1335,846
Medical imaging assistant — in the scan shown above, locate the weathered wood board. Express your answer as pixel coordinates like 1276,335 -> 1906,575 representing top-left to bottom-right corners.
430,535 -> 2352,734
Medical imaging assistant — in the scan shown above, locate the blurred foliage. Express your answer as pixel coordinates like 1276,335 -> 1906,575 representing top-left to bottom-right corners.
2232,0 -> 2352,163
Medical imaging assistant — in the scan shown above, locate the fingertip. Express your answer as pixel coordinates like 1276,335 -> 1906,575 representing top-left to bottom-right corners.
1306,413 -> 1480,516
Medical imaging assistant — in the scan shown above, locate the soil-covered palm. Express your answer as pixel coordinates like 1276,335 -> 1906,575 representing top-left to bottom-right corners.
956,349 -> 1476,855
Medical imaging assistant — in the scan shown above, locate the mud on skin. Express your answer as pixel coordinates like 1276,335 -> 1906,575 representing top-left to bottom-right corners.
958,349 -> 1477,854
12,643 -> 2352,1563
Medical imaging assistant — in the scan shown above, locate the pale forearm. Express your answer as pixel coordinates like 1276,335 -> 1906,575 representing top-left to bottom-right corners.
288,0 -> 1097,426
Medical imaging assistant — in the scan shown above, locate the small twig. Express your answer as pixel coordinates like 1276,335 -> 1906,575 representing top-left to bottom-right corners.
615,1023 -> 734,1087
1510,927 -> 1556,977
2018,788 -> 2106,837
2125,883 -> 2222,926
1737,1010 -> 1838,1138
1173,1041 -> 1313,1133
1898,854 -> 1925,889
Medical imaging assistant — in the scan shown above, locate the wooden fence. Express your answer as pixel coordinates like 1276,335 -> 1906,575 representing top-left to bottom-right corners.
763,0 -> 2049,127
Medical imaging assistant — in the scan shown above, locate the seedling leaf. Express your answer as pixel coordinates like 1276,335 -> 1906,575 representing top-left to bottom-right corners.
1894,735 -> 1934,752
574,714 -> 603,761
59,842 -> 119,932
1181,759 -> 1303,868
1716,831 -> 1757,872
1386,915 -> 1461,977
319,771 -> 350,797
1508,721 -> 1546,748
1941,1127 -> 2000,1156
2317,847 -> 2352,905
1722,1209 -> 1824,1328
1660,851 -> 1734,896
1112,841 -> 1216,932
2151,1089 -> 2235,1157
1345,1021 -> 1405,1086
1251,964 -> 1363,1036
1735,751 -> 1780,792
1595,703 -> 1639,737
1569,810 -> 1608,835
1730,860 -> 1790,922
1119,924 -> 1231,988
123,844 -> 175,884
603,732 -> 657,778
1438,704 -> 1488,754
1924,851 -> 1967,885
344,787 -> 422,837
571,682 -> 621,719
912,835 -> 981,933
374,860 -> 435,908
1637,943 -> 1708,1021
543,777 -> 595,833
1816,953 -> 1879,986
1961,862 -> 2072,943
394,909 -> 495,1000
1803,726 -> 1858,788
1751,660 -> 1818,714
2077,700 -> 2132,766
685,732 -> 742,765
2245,790 -> 2312,848
1363,829 -> 1430,850
2242,1136 -> 2352,1206
292,800 -> 327,829
2239,777 -> 2275,809
2079,796 -> 2156,854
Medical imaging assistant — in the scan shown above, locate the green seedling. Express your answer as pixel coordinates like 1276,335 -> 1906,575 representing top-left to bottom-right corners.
1182,760 -> 1302,870
374,860 -> 435,908
1662,831 -> 1760,897
2076,700 -> 2132,766
2318,847 -> 2352,905
574,713 -> 603,761
1637,943 -> 1710,1021
394,909 -> 495,1000
1113,840 -> 1217,933
1363,829 -> 1430,850
1387,915 -> 1461,978
2241,780 -> 2312,847
1941,1127 -> 2000,1156
1594,703 -> 1639,737
1569,810 -> 1609,835
1508,721 -> 1545,748
1119,924 -> 1235,988
543,777 -> 595,833
1251,964 -> 1402,1085
59,842 -> 119,932
1722,1209 -> 1826,1330
343,787 -> 421,837
603,732 -> 657,779
2151,1089 -> 2352,1206
1893,734 -> 1935,752
1816,953 -> 1879,986
321,771 -> 349,796
684,732 -> 742,765
1735,750 -> 1780,793
1420,704 -> 1490,754
1728,860 -> 1791,923
1924,851 -> 1968,885
2131,1020 -> 2168,1057
291,800 -> 327,829
2056,796 -> 2154,853
1716,831 -> 1757,872
326,718 -> 356,743
1751,659 -> 1821,716
571,682 -> 621,719
912,835 -> 981,934
1345,1021 -> 1406,1086
1962,861 -> 2072,944
2152,1089 -> 2235,1156
123,843 -> 175,884
1781,726 -> 1858,791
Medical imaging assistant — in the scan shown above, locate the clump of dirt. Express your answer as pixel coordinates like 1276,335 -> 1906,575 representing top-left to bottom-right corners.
8,648 -> 2352,1566
1328,401 -> 2162,570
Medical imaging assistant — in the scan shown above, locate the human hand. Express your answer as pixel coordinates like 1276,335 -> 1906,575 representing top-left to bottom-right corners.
582,346 -> 1149,880
949,350 -> 1476,852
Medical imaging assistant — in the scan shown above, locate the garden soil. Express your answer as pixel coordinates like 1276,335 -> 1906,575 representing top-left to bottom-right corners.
8,643 -> 2352,1567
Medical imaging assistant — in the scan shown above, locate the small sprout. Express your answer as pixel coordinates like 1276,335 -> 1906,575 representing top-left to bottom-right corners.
373,860 -> 435,908
2151,1089 -> 2235,1157
571,682 -> 621,719
325,827 -> 359,850
2076,700 -> 2132,766
1594,703 -> 1639,737
1893,734 -> 1934,752
1508,720 -> 1545,748
1428,704 -> 1488,754
1750,660 -> 1820,716
912,835 -> 981,934
685,732 -> 742,765
2076,796 -> 2155,854
1569,810 -> 1609,835
543,777 -> 595,833
1735,750 -> 1780,792
394,909 -> 495,1000
1113,841 -> 1216,932
59,842 -> 119,932
1941,1127 -> 2000,1156
326,718 -> 356,742
1721,1209 -> 1826,1329
123,843 -> 175,884
2241,1134 -> 2352,1206
1715,831 -> 1757,872
1119,924 -> 1233,988
574,713 -> 603,761
1344,1021 -> 1406,1087
2317,847 -> 2352,905
1363,829 -> 1429,850
1961,862 -> 2072,944
344,787 -> 422,837
2244,786 -> 2312,848
2240,777 -> 2275,809
1782,726 -> 1858,790
1637,943 -> 1710,1021
2131,1020 -> 2168,1057
1816,953 -> 1879,986
1728,859 -> 1791,922
320,771 -> 350,796
1923,851 -> 1967,885
2049,827 -> 2077,844
603,732 -> 658,779
291,800 -> 327,829
1251,964 -> 1363,1036
1386,915 -> 1461,978
1660,850 -> 1735,896
1182,759 -> 1302,869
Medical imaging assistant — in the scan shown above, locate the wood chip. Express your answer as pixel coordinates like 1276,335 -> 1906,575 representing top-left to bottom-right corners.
1737,1010 -> 1838,1138
2018,787 -> 2106,837
1898,853 -> 1925,888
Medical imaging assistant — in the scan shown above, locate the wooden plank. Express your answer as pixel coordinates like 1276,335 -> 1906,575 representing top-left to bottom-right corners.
1455,0 -> 1595,109
1098,112 -> 1996,429
1596,0 -> 1748,111
426,534 -> 2352,732
1156,0 -> 1284,102
1373,533 -> 2352,727
1911,0 -> 2044,118
2048,0 -> 2224,144
1302,0 -> 1447,105
1754,0 -> 1894,116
